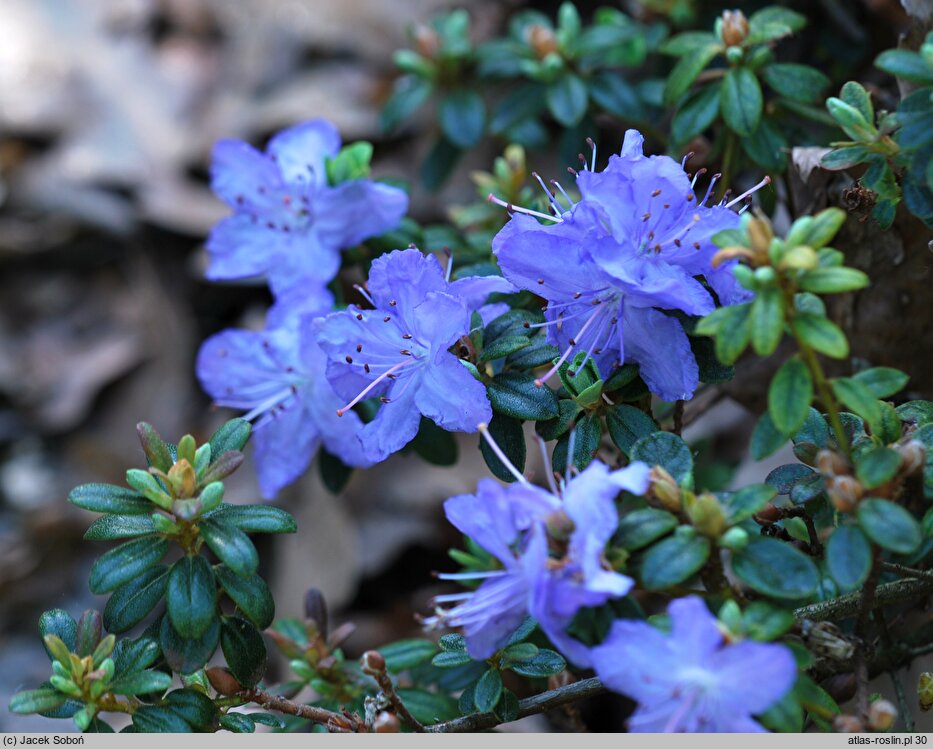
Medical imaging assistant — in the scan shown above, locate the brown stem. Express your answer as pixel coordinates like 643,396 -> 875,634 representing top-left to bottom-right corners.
672,400 -> 685,436
880,561 -> 933,580
793,575 -> 933,622
363,655 -> 425,732
854,555 -> 882,721
240,688 -> 365,733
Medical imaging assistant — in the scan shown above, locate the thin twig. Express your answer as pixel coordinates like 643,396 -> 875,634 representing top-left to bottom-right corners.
793,576 -> 933,622
855,556 -> 882,721
425,677 -> 608,733
672,400 -> 685,436
362,652 -> 425,732
240,688 -> 364,732
881,561 -> 933,580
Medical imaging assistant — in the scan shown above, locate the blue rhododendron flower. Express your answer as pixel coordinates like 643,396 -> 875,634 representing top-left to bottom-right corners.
491,129 -> 768,402
206,119 -> 408,300
314,248 -> 513,463
591,596 -> 797,732
425,436 -> 650,663
196,314 -> 371,499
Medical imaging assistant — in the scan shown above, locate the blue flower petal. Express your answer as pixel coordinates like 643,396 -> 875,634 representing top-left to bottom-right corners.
621,306 -> 699,401
252,400 -> 321,499
447,275 -> 516,308
205,215 -> 290,281
315,180 -> 408,249
414,354 -> 491,433
357,379 -> 423,462
210,139 -> 283,209
366,249 -> 448,312
266,119 -> 341,187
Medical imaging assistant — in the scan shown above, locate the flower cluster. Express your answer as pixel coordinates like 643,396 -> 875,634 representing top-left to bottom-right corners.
491,130 -> 767,401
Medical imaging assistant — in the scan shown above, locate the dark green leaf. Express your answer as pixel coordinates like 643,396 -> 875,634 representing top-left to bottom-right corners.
396,688 -> 459,725
631,432 -> 693,485
167,556 -> 217,639
750,286 -> 785,356
164,689 -> 217,730
769,358 -> 813,436
432,651 -> 473,668
420,137 -> 463,191
487,372 -> 559,420
721,67 -> 763,136
798,267 -> 869,294
493,689 -> 519,724
640,533 -> 710,590
825,525 -> 872,592
479,412 -> 526,483
412,417 -> 458,466
479,335 -> 531,363
615,508 -> 677,551
589,71 -> 640,117
110,670 -> 172,697
741,602 -> 796,641
506,616 -> 537,645
319,449 -> 353,494
221,616 -> 267,687
133,705 -> 192,733
137,423 -> 174,473
832,378 -> 882,433
160,615 -> 221,675
546,73 -> 588,126
381,76 -> 433,132
199,520 -> 259,577
857,498 -> 922,555
90,537 -> 169,595
206,504 -> 296,534
552,412 -> 601,472
792,314 -> 848,359
103,566 -> 169,633
759,688 -> 804,732
9,689 -> 67,715
219,713 -> 255,733
489,84 -> 546,134
535,399 -> 581,441
84,514 -> 157,541
69,484 -> 152,515
789,473 -> 826,505
751,411 -> 788,459
208,419 -> 251,457
875,49 -> 933,85
440,633 -> 467,652
741,119 -> 789,171
663,43 -> 720,106
39,610 -> 77,657
855,447 -> 901,490
113,636 -> 160,678
722,484 -> 777,524
473,669 -> 503,713
606,405 -> 658,457
852,367 -> 909,398
821,146 -> 872,171
215,565 -> 274,630
765,464 -> 815,495
377,639 -> 438,673
762,64 -> 829,103
671,84 -> 720,145
731,537 -> 819,600
508,649 -> 566,678
439,89 -> 486,149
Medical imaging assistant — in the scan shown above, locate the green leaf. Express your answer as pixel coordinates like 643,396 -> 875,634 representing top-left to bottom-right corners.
801,208 -> 847,249
798,267 -> 869,294
857,498 -> 922,555
759,688 -> 804,733
852,367 -> 909,398
546,73 -> 588,126
821,146 -> 872,171
377,639 -> 438,673
741,602 -> 796,642
500,643 -> 538,664
750,286 -> 785,356
552,412 -> 601,472
439,89 -> 486,149
103,565 -> 169,633
487,372 -> 559,420
479,413 -> 526,483
508,649 -> 566,678
790,473 -> 826,505
479,335 -> 531,363
914,423 -> 933,499
660,31 -> 719,56
440,633 -> 466,652
663,43 -> 720,106
164,689 -> 218,730
221,616 -> 267,687
875,49 -> 933,85
747,6 -> 806,44
751,411 -> 788,459
84,514 -> 157,540
206,504 -> 296,535
68,484 -> 152,515
827,97 -> 876,140
473,669 -> 503,713
896,400 -> 933,426
722,484 -> 777,524
855,447 -> 901,490
641,533 -> 710,590
615,508 -> 678,551
535,399 -> 581,441
207,419 -> 251,457
199,520 -> 259,577
160,615 -> 220,675
9,688 -> 68,715
670,84 -> 720,145
219,713 -> 256,733
589,71 -> 640,118
741,119 -> 789,171
199,451 -> 244,486
167,556 -> 217,639
412,417 -> 458,466
720,67 -> 763,136
325,142 -> 373,185
631,432 -> 693,485
90,537 -> 169,595
113,636 -> 160,678
699,303 -> 752,365
766,464 -> 815,494
432,651 -> 473,668
769,359 -> 813,436
133,705 -> 193,733
396,688 -> 460,725
215,565 -> 274,630
762,64 -> 829,103
832,378 -> 882,433
381,76 -> 433,132
792,314 -> 849,359
39,609 -> 77,657
731,537 -> 819,600
489,84 -> 546,133
606,407 -> 658,460
825,525 -> 872,592
110,669 -> 173,697
319,449 -> 353,494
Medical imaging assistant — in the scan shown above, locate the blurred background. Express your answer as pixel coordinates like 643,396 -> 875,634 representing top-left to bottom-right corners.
0,0 -> 928,732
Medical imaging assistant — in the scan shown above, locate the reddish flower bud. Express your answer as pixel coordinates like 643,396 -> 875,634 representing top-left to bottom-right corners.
721,10 -> 749,46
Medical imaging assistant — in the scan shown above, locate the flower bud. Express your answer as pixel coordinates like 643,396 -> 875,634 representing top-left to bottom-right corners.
747,216 -> 773,256
721,10 -> 749,46
896,440 -> 926,476
719,526 -> 749,551
528,24 -> 559,59
374,711 -> 401,733
753,266 -> 776,286
725,45 -> 743,64
304,588 -> 329,640
828,475 -> 862,513
206,666 -> 242,696
919,672 -> 933,711
867,699 -> 897,732
168,458 -> 197,498
546,510 -> 575,541
649,466 -> 682,512
361,650 -> 386,676
413,24 -> 440,60
685,492 -> 726,538
833,714 -> 863,733
816,448 -> 848,477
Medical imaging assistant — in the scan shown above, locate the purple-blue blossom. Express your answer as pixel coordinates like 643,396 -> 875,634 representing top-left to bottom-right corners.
425,435 -> 650,664
491,129 -> 767,402
206,119 -> 408,300
313,249 -> 513,463
590,596 -> 797,732
196,315 -> 371,499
